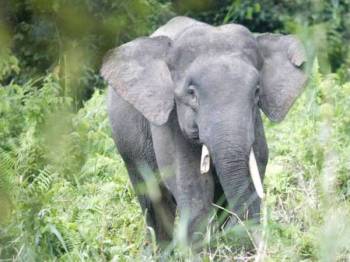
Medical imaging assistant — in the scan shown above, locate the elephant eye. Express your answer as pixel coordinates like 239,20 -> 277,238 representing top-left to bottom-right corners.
255,87 -> 260,96
254,87 -> 260,104
187,85 -> 196,96
187,88 -> 195,96
187,85 -> 198,109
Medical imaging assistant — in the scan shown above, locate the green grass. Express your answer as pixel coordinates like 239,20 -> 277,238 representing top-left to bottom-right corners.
0,60 -> 349,261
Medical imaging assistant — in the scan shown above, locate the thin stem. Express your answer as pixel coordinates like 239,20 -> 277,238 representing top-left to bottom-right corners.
211,203 -> 258,251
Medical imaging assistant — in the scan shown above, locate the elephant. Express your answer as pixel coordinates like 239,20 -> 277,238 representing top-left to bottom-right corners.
101,16 -> 307,246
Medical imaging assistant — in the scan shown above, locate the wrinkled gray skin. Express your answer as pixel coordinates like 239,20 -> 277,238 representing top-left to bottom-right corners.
102,17 -> 307,245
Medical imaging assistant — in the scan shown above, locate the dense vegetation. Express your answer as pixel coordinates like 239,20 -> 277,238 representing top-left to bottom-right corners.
0,0 -> 349,260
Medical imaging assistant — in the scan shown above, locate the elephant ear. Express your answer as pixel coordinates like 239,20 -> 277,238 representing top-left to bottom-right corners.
257,33 -> 308,122
101,36 -> 174,126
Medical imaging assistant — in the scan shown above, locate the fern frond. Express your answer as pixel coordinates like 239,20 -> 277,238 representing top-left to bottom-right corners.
27,167 -> 54,195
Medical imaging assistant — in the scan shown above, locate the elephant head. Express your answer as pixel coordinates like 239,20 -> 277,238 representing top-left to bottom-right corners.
101,17 -> 307,221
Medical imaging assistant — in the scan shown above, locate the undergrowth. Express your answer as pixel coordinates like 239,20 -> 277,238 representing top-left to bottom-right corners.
0,59 -> 349,261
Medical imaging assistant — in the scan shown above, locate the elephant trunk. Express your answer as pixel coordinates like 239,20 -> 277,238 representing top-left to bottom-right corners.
202,122 -> 262,220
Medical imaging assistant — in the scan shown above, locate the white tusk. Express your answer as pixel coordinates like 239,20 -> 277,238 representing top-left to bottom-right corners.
249,149 -> 264,199
200,145 -> 210,175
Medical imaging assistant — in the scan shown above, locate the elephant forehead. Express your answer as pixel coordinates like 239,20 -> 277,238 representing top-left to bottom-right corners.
190,56 -> 259,96
191,54 -> 258,82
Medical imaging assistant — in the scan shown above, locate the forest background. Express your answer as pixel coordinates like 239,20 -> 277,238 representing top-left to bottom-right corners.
0,0 -> 350,260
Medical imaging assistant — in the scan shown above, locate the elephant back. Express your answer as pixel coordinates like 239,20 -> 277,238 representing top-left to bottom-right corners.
168,23 -> 259,83
151,16 -> 204,40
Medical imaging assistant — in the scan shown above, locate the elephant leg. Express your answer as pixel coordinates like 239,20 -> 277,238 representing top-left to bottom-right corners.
175,149 -> 215,242
108,87 -> 176,245
174,128 -> 215,243
151,117 -> 215,244
124,160 -> 176,245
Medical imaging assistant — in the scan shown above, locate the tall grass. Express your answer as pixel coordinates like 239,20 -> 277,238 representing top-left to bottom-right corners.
0,59 -> 349,260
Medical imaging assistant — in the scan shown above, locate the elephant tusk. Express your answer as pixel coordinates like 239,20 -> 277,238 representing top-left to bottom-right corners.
200,145 -> 210,174
249,149 -> 264,199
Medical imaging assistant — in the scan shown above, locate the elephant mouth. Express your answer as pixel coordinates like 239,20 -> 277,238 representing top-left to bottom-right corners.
188,132 -> 199,142
185,126 -> 200,142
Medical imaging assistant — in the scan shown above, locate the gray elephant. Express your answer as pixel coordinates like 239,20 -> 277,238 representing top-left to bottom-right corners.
101,16 -> 307,246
